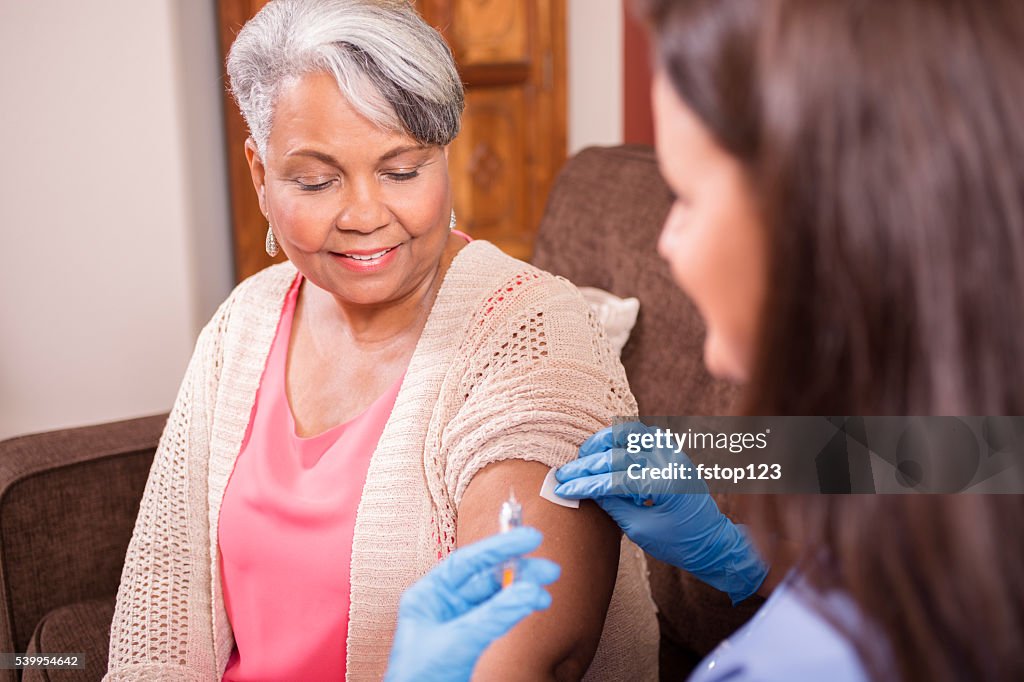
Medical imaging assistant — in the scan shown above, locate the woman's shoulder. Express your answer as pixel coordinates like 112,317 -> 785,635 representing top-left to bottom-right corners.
223,261 -> 298,309
183,261 -> 298,385
446,240 -> 589,319
200,261 -> 297,336
440,241 -> 629,396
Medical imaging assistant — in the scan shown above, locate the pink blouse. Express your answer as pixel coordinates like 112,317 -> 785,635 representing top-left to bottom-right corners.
218,274 -> 402,680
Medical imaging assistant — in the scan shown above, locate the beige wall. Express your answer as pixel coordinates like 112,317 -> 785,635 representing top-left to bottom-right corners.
568,0 -> 624,154
0,0 -> 232,439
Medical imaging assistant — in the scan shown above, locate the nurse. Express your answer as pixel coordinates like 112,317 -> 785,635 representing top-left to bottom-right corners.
386,0 -> 1024,680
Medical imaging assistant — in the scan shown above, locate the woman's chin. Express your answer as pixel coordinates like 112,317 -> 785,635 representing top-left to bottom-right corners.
702,336 -> 749,385
328,284 -> 404,308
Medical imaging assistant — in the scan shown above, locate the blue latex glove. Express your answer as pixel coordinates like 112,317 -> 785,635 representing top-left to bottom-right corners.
555,423 -> 767,604
385,527 -> 561,682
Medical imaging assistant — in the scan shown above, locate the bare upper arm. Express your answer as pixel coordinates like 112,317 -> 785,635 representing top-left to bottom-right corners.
457,459 -> 621,681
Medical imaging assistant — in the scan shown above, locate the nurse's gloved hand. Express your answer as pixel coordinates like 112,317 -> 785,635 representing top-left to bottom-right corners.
555,423 -> 767,604
385,527 -> 560,682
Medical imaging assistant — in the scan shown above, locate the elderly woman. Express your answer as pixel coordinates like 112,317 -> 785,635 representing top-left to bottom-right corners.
104,1 -> 658,680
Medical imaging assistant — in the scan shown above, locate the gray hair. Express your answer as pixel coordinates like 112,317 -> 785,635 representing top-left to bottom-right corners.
227,0 -> 464,158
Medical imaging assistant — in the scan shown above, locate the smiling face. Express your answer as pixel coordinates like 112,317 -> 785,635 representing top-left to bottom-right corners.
652,70 -> 767,382
246,72 -> 453,308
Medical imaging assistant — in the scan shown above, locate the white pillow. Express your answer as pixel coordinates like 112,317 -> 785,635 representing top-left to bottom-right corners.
578,286 -> 640,356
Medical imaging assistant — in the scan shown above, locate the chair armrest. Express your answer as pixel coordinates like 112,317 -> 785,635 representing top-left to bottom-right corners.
0,415 -> 166,679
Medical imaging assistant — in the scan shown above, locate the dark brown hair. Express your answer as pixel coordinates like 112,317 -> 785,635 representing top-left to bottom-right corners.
640,0 -> 1024,679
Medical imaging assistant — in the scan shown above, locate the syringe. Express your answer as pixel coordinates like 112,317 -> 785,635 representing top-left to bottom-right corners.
498,488 -> 523,588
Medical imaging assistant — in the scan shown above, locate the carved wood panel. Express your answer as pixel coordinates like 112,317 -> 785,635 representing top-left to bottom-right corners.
449,87 -> 530,254
218,0 -> 566,279
452,0 -> 528,64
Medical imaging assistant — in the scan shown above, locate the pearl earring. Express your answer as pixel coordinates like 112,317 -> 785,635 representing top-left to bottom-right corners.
265,224 -> 279,257
449,209 -> 456,232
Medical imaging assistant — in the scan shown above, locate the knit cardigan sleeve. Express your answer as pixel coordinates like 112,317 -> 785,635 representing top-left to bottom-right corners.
104,299 -> 232,681
416,255 -> 659,682
438,269 -> 638,512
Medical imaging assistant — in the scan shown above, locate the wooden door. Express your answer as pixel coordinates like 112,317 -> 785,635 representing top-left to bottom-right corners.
217,0 -> 567,282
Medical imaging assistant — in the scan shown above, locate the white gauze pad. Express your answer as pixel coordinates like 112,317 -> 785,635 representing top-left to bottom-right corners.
540,467 -> 580,509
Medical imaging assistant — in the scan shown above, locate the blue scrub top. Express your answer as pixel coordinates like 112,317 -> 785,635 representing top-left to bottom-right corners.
688,573 -> 874,682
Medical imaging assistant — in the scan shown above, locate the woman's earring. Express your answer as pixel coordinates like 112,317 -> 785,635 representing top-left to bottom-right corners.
265,224 -> 279,257
449,209 -> 456,232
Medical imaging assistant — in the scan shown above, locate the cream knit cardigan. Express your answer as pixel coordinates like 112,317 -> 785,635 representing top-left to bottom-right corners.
105,241 -> 659,681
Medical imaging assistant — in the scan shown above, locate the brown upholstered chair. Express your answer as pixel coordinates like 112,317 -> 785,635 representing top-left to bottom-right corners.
0,415 -> 165,682
0,145 -> 760,681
